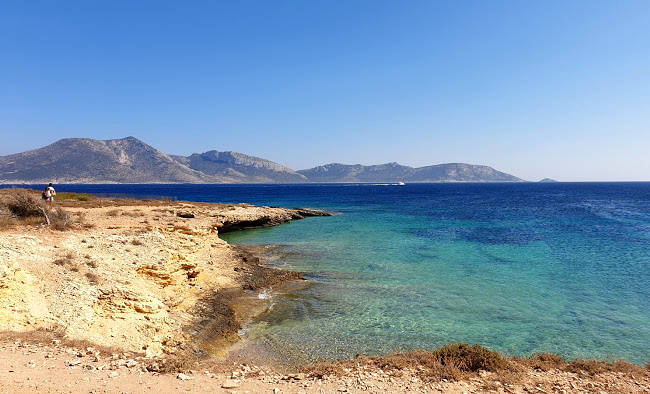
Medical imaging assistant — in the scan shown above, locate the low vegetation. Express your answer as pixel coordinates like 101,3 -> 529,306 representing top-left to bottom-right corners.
304,344 -> 647,384
0,188 -> 82,230
54,192 -> 96,201
304,343 -> 508,382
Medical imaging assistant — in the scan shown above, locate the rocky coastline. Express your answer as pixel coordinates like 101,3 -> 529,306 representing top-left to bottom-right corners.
0,189 -> 648,393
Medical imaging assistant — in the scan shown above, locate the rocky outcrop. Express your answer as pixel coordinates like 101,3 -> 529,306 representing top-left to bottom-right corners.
216,208 -> 333,233
0,194 -> 333,358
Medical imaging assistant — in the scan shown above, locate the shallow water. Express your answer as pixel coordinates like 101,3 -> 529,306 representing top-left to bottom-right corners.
10,183 -> 650,364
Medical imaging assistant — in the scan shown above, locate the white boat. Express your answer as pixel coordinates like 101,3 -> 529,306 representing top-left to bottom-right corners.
396,182 -> 405,186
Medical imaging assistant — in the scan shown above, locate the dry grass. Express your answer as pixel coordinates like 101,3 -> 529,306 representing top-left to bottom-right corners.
49,208 -> 73,231
0,189 -> 81,230
515,353 -> 646,377
0,327 -> 128,358
55,192 -> 96,201
122,209 -> 144,217
85,272 -> 100,285
565,359 -> 645,376
304,344 -> 508,382
5,190 -> 45,218
305,345 -> 649,385
107,209 -> 121,217
53,252 -> 75,267
517,353 -> 565,372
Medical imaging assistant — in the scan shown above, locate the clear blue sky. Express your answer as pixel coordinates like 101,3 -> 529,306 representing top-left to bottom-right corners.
2,1 -> 649,181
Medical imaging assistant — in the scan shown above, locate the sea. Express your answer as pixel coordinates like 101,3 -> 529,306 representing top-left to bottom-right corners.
5,182 -> 650,364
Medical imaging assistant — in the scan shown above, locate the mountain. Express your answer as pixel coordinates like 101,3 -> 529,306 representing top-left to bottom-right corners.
539,178 -> 558,182
298,162 -> 522,183
171,151 -> 307,183
0,137 -> 524,183
0,137 -> 218,184
296,162 -> 414,183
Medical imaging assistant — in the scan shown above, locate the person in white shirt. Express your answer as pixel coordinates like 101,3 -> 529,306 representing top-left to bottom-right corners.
44,183 -> 56,209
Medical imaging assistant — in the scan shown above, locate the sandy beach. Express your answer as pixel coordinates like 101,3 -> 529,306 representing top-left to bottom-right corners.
1,189 -> 648,393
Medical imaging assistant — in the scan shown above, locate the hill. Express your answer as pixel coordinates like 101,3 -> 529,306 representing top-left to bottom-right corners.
0,137 -> 217,184
298,162 -> 522,183
171,151 -> 307,183
0,137 -> 304,184
0,137 -> 523,183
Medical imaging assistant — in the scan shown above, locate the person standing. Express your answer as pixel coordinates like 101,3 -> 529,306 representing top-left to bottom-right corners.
44,183 -> 56,209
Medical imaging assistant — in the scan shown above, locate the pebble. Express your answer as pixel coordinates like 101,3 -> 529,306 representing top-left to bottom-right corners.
177,373 -> 194,381
221,379 -> 240,389
125,360 -> 138,368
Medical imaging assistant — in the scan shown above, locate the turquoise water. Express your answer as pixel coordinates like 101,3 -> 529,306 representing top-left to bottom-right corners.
8,183 -> 648,364
219,183 -> 650,365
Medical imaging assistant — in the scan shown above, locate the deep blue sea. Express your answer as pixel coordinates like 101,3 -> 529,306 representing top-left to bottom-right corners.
6,183 -> 650,364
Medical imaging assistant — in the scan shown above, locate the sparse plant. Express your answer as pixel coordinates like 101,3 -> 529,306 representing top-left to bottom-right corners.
6,191 -> 46,218
50,208 -> 72,230
85,272 -> 100,284
55,192 -> 96,201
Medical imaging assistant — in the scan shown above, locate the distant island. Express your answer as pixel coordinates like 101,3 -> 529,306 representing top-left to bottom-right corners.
0,137 -> 524,184
539,178 -> 558,183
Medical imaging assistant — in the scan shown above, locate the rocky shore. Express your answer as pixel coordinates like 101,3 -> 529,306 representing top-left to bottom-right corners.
1,189 -> 648,393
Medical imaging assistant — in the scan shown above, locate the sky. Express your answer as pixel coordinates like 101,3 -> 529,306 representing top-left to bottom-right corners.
1,1 -> 649,181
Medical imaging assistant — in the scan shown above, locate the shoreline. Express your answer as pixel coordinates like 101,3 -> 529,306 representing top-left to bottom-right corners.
0,188 -> 332,361
1,189 -> 648,392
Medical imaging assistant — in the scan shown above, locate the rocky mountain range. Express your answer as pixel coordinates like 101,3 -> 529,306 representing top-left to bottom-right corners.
0,137 -> 523,183
297,162 -> 521,183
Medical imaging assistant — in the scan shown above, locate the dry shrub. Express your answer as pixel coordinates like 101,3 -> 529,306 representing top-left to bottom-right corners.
0,206 -> 18,229
433,343 -> 508,373
303,362 -> 346,379
86,260 -> 98,269
2,190 -> 77,230
123,210 -> 144,217
131,239 -> 144,246
107,209 -> 121,217
49,208 -> 73,230
6,191 -> 45,218
0,216 -> 16,229
304,344 -> 507,383
53,252 -> 75,267
565,359 -> 644,376
85,272 -> 100,284
519,353 -> 565,372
